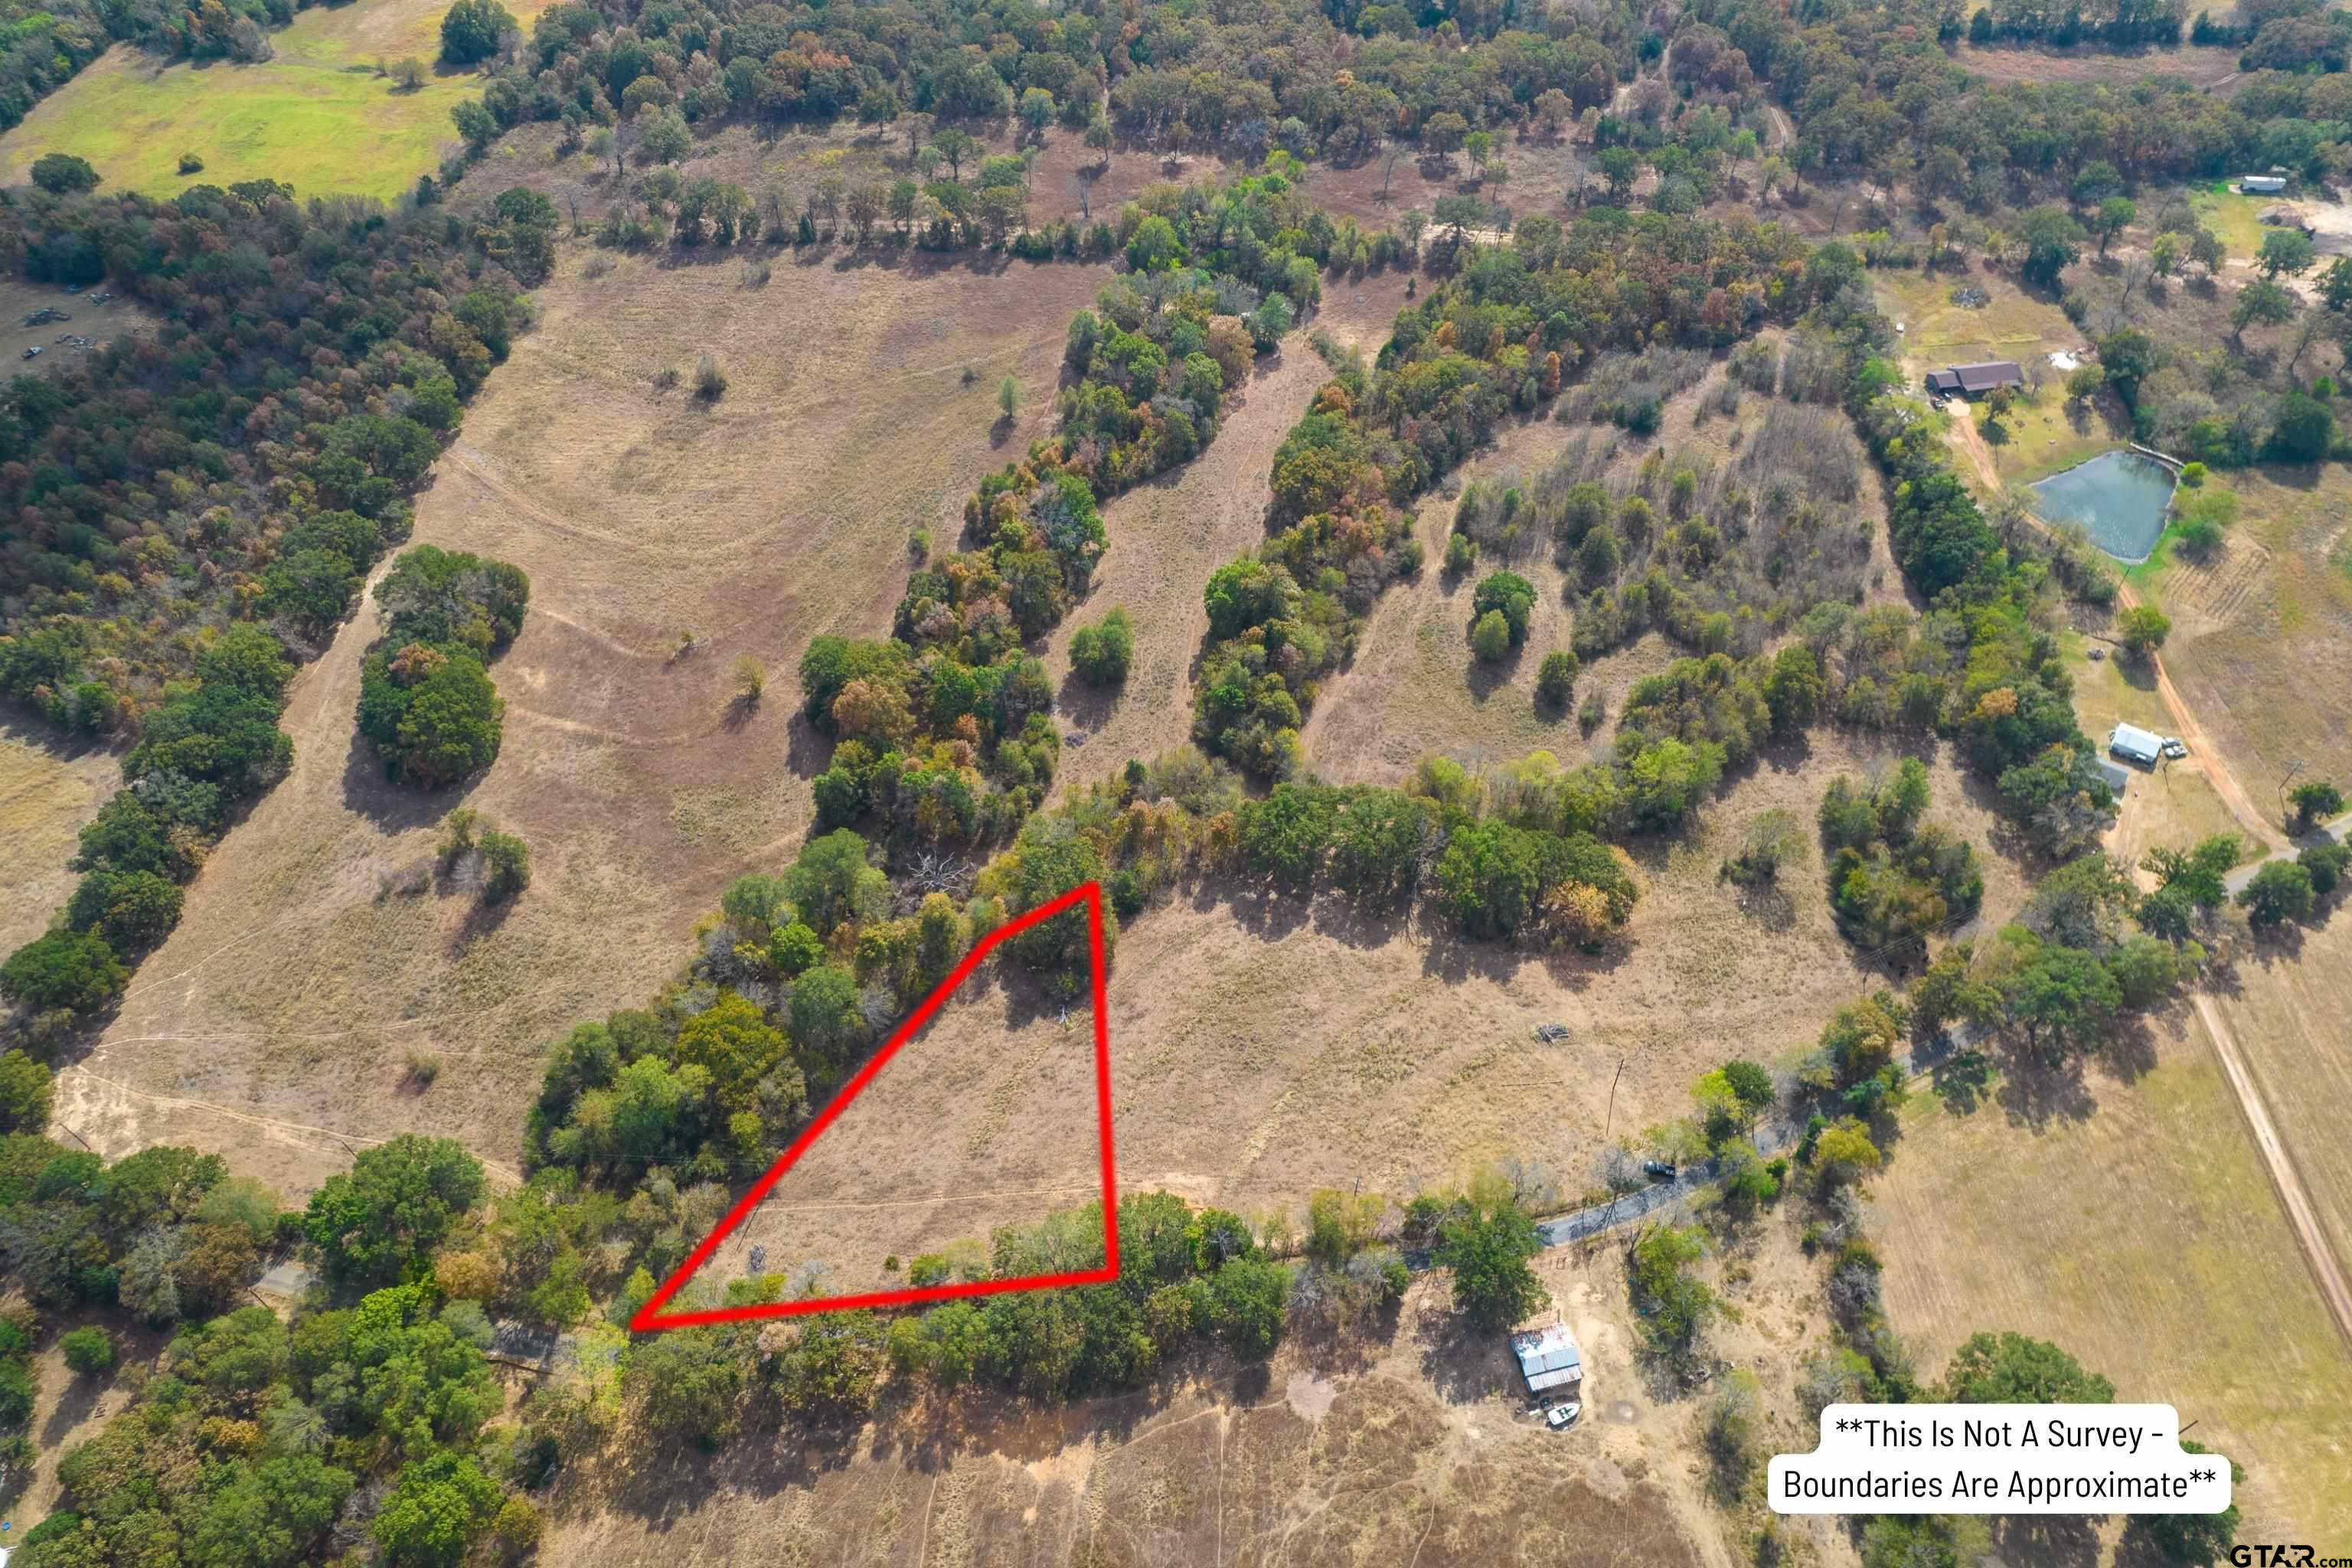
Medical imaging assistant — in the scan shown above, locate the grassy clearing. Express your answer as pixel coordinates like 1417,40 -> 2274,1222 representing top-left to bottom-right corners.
1949,40 -> 2243,90
0,726 -> 116,956
2191,184 -> 2271,261
1873,263 -> 2075,368
1873,1013 -> 2352,1542
1986,381 -> 2120,483
1873,266 -> 2111,483
0,0 -> 557,201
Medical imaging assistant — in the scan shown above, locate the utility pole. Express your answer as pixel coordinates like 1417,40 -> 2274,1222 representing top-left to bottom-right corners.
2279,759 -> 2304,827
1592,1055 -> 1628,1246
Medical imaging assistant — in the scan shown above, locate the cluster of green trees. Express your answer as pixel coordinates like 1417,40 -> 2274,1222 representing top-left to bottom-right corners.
1067,606 -> 1132,686
1713,0 -> 2350,193
1968,0 -> 2186,45
0,1301 -> 30,1485
2,626 -> 298,1021
1911,849 -> 2200,1060
7,1134 -> 550,1568
603,1191 -> 1306,1448
799,629 -> 1061,844
355,545 -> 531,788
997,168 -> 1328,500
891,1193 -> 1296,1398
0,178 -> 531,1032
528,825 -> 1001,1175
443,0 -> 1653,185
1819,760 -> 1985,952
439,0 -> 513,66
0,1135 -> 287,1329
1197,205 -> 1806,778
0,181 -> 527,731
0,1 -> 114,133
2135,826 -> 2348,936
1000,747 -> 1648,952
2065,247 -> 2350,470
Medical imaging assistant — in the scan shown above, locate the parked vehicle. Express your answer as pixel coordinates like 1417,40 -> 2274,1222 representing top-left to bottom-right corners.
1547,1401 -> 1581,1429
1642,1160 -> 1677,1181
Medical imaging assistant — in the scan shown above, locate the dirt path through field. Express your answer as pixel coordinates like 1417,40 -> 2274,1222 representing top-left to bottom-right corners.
1951,414 -> 2347,1348
52,1061 -> 526,1186
2190,993 -> 2352,1348
2111,577 -> 2291,852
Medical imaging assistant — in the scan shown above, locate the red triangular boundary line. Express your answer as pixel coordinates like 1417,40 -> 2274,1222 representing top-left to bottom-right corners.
629,880 -> 1119,1331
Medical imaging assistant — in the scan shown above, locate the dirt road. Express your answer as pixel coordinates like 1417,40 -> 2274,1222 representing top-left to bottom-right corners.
2191,994 -> 2352,1348
1947,416 -> 2344,1348
1945,415 -> 2288,851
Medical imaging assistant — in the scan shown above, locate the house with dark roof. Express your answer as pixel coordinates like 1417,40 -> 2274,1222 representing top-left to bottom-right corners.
1926,361 -> 2024,399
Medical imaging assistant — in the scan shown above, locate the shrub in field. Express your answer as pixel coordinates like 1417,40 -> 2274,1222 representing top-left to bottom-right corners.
1069,607 -> 1134,685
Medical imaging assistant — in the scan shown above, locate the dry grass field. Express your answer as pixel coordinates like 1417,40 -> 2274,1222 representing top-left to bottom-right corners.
740,718 -> 2034,1284
57,244 -> 1119,1194
712,692 -> 2037,1299
0,722 -> 117,956
1873,1010 -> 2352,1542
1948,40 -> 2245,89
54,229 -> 2049,1295
46,238 -> 1407,1219
2137,465 -> 2352,818
2208,915 -> 2352,1284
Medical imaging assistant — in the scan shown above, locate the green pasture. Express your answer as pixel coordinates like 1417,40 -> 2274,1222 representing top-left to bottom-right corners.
0,0 -> 554,202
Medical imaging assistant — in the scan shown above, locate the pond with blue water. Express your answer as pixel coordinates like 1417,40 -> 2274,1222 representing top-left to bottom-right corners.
2029,450 -> 2177,564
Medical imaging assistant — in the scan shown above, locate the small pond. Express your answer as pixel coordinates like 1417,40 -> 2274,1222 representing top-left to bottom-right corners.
2030,449 -> 2177,564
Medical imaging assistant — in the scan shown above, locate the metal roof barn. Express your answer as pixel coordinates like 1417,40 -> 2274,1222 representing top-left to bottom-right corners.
1926,361 -> 2024,397
1511,1325 -> 1584,1396
2109,722 -> 2164,766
